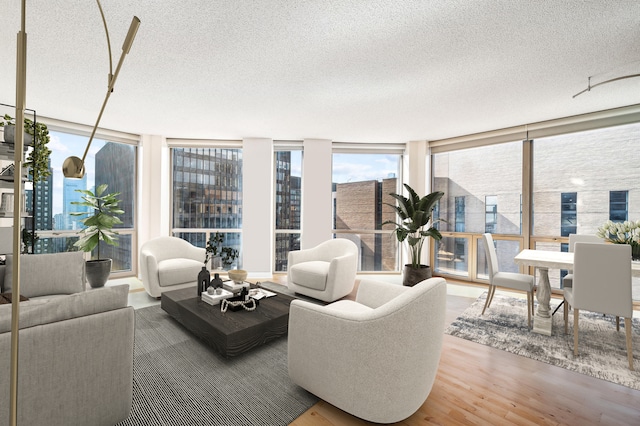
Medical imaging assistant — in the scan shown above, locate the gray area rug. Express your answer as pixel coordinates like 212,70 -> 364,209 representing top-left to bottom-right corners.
445,292 -> 640,390
116,304 -> 318,426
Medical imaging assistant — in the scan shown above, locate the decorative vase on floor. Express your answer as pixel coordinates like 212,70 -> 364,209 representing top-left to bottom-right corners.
402,264 -> 432,287
86,258 -> 112,288
197,266 -> 210,296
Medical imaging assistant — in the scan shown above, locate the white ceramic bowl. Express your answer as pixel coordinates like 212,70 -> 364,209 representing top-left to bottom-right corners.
228,269 -> 248,284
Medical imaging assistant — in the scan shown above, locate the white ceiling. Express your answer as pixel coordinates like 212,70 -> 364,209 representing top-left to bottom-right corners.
1,1 -> 639,143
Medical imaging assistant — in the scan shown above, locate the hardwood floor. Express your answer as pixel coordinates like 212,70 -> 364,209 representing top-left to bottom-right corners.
272,276 -> 640,426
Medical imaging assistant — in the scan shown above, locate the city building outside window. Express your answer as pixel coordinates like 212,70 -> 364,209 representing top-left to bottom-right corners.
560,192 -> 577,237
274,149 -> 301,272
29,130 -> 136,275
609,190 -> 628,222
485,195 -> 497,233
171,147 -> 242,269
332,152 -> 401,271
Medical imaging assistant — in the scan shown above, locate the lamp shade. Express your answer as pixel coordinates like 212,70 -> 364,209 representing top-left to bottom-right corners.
62,156 -> 85,178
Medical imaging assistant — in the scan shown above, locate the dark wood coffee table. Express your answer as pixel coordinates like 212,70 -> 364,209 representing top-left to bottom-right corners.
161,286 -> 295,358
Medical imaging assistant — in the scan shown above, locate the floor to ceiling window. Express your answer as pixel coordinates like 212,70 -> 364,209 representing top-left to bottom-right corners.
532,122 -> 640,293
432,141 -> 523,280
171,147 -> 242,269
274,148 -> 302,272
431,117 -> 640,300
332,150 -> 402,271
26,129 -> 137,275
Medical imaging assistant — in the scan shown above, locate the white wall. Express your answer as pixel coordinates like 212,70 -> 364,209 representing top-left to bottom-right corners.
301,139 -> 333,249
242,138 -> 274,278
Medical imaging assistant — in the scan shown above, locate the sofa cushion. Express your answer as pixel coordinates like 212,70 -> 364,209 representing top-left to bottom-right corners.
4,252 -> 86,298
0,284 -> 129,333
158,258 -> 203,287
290,261 -> 330,291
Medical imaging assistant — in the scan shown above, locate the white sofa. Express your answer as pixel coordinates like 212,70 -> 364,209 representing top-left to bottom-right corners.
288,277 -> 447,423
287,238 -> 358,302
140,236 -> 206,298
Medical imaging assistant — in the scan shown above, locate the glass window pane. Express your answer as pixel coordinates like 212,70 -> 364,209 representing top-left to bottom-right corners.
172,148 -> 243,229
433,141 -> 522,235
435,236 -> 469,277
533,123 -> 640,236
332,153 -> 401,271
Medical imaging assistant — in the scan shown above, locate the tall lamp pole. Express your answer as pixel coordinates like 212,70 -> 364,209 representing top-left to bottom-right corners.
10,0 -> 27,424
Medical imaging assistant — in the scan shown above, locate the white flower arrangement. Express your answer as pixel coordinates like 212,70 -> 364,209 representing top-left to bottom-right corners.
596,220 -> 640,245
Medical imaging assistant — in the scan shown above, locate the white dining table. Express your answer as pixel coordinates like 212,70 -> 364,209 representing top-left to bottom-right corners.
514,249 -> 640,336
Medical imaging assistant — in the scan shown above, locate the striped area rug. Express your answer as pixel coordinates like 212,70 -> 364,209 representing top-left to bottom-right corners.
445,292 -> 640,390
116,304 -> 318,426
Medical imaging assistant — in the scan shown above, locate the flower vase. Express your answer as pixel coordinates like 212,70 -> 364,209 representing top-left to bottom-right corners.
197,266 -> 210,296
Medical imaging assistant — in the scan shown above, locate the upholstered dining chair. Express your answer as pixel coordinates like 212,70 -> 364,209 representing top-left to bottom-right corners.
562,233 -> 603,289
563,242 -> 633,370
482,233 -> 535,328
287,238 -> 358,302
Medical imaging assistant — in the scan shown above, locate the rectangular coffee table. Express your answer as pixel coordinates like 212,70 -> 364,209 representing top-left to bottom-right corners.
161,286 -> 295,358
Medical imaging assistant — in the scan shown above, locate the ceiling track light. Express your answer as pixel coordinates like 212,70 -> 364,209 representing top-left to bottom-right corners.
63,0 -> 140,178
573,73 -> 640,98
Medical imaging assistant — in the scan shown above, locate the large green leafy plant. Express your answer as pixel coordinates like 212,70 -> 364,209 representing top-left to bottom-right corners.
70,184 -> 123,260
383,184 -> 444,269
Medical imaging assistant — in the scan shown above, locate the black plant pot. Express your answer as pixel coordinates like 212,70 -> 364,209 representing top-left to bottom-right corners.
86,259 -> 112,288
402,264 -> 432,287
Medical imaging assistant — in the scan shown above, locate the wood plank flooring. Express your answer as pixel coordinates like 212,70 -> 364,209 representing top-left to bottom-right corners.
271,276 -> 640,426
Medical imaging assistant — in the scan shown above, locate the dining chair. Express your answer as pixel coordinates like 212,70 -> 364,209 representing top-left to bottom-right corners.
482,233 -> 535,328
551,233 -> 604,316
563,242 -> 633,370
562,233 -> 603,289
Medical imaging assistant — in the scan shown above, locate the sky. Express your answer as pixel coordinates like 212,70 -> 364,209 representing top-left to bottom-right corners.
47,130 -> 105,216
331,153 -> 399,183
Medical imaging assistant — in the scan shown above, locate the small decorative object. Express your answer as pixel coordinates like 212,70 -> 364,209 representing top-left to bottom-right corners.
228,269 -> 247,284
215,287 -> 222,295
197,266 -> 210,296
207,285 -> 215,295
596,220 -> 640,261
211,272 -> 224,289
220,288 -> 258,312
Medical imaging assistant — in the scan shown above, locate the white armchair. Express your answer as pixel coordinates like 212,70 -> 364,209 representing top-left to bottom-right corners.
288,277 -> 447,423
139,236 -> 206,298
287,238 -> 358,302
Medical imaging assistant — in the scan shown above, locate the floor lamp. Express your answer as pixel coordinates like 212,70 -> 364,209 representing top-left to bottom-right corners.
9,0 -> 27,424
9,2 -> 139,424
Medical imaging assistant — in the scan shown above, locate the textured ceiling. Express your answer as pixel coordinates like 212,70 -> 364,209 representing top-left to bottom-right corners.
0,1 -> 639,143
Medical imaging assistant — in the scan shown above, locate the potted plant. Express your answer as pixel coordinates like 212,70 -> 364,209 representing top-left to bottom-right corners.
0,114 -> 52,183
70,184 -> 124,288
205,232 -> 239,270
383,184 -> 444,286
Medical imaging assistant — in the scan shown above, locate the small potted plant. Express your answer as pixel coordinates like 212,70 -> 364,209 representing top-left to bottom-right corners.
70,184 -> 124,288
205,232 -> 239,270
383,184 -> 444,286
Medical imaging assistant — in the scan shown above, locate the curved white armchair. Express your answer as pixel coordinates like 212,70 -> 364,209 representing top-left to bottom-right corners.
287,238 -> 358,302
288,277 -> 447,424
140,236 -> 206,298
